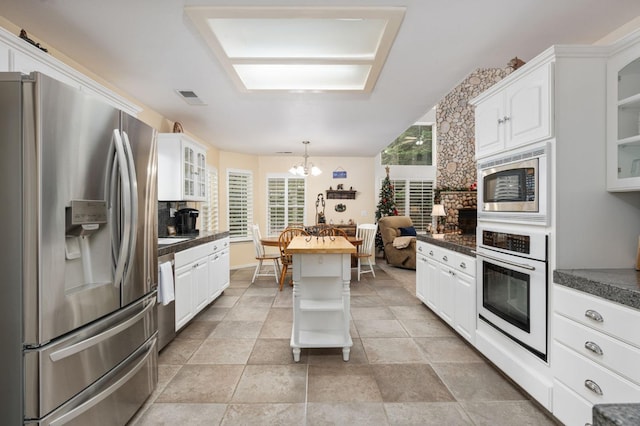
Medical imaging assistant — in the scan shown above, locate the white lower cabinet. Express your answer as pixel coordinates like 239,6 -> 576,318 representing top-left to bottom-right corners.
174,262 -> 195,331
416,241 -> 476,344
174,238 -> 230,331
208,238 -> 230,303
552,284 -> 640,425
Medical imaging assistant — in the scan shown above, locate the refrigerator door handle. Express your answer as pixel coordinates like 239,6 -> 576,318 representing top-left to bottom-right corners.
121,131 -> 138,286
107,129 -> 132,289
48,298 -> 155,362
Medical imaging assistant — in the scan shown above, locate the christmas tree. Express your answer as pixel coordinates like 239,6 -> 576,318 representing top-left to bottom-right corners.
375,166 -> 398,252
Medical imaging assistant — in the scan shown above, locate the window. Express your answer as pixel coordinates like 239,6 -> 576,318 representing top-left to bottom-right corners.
201,167 -> 219,232
388,179 -> 434,232
267,176 -> 305,235
227,169 -> 253,240
381,124 -> 432,166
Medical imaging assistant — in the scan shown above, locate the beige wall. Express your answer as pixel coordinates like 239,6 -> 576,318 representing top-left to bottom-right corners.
215,153 -> 377,268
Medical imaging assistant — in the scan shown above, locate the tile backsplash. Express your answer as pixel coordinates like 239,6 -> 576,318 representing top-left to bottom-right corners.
158,201 -> 191,237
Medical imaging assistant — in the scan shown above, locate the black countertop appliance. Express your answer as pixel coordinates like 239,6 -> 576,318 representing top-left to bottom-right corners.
175,208 -> 199,235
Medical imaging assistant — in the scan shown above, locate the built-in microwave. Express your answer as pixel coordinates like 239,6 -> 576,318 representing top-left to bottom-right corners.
478,144 -> 549,225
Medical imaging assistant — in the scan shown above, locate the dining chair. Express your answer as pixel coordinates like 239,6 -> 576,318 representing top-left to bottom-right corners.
317,227 -> 349,239
356,224 -> 377,281
277,227 -> 309,291
251,224 -> 280,284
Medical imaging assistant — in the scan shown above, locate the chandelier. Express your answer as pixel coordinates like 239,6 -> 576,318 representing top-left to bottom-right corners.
289,141 -> 322,177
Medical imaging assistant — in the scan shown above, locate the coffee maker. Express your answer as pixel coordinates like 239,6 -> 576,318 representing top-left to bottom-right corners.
174,208 -> 199,235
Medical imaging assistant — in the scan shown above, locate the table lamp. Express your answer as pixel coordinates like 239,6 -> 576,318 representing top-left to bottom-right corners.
431,204 -> 446,237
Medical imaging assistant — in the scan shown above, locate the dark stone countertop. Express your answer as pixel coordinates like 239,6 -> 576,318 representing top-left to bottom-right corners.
553,268 -> 640,311
416,233 -> 476,257
158,231 -> 230,257
593,403 -> 640,426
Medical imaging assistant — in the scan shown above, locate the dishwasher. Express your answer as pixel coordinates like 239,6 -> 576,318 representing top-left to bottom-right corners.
157,252 -> 176,351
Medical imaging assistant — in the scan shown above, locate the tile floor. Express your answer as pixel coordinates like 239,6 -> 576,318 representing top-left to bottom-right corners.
130,262 -> 558,425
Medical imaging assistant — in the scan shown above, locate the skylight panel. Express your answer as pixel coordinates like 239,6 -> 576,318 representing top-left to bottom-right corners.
185,6 -> 405,92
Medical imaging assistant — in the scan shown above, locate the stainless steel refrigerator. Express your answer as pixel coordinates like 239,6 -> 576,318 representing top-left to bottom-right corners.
0,72 -> 159,425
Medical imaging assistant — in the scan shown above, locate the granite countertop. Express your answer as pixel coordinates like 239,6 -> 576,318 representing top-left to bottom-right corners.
593,403 -> 640,426
157,230 -> 230,257
416,233 -> 476,257
553,268 -> 640,311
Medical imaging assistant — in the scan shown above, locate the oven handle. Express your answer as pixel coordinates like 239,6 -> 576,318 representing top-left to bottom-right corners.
474,251 -> 536,271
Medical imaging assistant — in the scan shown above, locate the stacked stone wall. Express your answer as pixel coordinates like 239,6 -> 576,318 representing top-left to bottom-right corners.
435,67 -> 512,190
440,191 -> 477,232
434,66 -> 515,232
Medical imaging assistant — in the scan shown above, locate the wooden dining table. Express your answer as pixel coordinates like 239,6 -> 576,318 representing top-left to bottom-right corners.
261,235 -> 363,266
261,235 -> 362,247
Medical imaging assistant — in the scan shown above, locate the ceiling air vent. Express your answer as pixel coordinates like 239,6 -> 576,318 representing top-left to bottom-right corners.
176,90 -> 207,105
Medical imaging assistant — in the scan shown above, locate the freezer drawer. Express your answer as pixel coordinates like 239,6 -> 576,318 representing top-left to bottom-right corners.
29,335 -> 158,426
24,293 -> 157,419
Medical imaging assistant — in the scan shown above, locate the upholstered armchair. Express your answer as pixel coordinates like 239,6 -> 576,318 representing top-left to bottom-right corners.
377,216 -> 417,270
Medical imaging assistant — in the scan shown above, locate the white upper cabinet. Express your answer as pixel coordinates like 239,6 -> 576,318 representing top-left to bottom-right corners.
607,31 -> 640,191
158,133 -> 207,201
473,61 -> 553,159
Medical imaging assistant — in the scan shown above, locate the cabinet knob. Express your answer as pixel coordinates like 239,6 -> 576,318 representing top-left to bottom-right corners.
442,255 -> 448,262
584,309 -> 604,322
584,379 -> 603,396
584,341 -> 604,356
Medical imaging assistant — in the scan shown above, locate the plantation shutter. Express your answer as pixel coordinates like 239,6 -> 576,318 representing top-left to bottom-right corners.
227,170 -> 253,240
287,178 -> 306,227
408,180 -> 434,232
390,179 -> 406,216
201,167 -> 218,232
267,176 -> 305,235
267,178 -> 286,235
383,178 -> 434,232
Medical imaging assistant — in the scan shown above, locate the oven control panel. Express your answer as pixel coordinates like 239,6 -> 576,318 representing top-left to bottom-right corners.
482,230 -> 530,254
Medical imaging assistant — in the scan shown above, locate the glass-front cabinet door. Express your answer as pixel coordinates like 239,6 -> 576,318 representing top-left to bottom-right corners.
157,133 -> 207,201
183,145 -> 195,197
607,37 -> 640,191
181,139 -> 207,201
196,151 -> 206,198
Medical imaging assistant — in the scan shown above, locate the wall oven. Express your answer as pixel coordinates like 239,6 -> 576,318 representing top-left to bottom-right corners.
476,224 -> 549,360
478,144 -> 549,225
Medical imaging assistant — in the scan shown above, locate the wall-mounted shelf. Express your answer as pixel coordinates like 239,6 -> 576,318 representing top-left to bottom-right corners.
326,190 -> 356,200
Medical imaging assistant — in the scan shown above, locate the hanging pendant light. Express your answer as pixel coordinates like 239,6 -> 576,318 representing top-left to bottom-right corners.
289,141 -> 322,177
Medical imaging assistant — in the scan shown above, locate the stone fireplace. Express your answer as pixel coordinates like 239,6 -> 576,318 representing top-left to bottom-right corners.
439,191 -> 477,234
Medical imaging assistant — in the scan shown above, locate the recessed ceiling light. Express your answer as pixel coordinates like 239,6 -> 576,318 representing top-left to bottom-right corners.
185,6 -> 405,93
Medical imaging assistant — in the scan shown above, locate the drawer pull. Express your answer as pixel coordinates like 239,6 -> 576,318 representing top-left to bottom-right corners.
442,255 -> 448,262
584,379 -> 603,396
584,341 -> 604,356
584,309 -> 604,322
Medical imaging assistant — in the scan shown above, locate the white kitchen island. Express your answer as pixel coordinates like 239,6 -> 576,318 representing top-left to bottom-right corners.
287,235 -> 356,362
